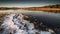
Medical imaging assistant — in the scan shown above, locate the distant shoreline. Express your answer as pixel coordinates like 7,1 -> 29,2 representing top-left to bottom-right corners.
0,6 -> 60,10
0,4 -> 60,13
0,7 -> 60,10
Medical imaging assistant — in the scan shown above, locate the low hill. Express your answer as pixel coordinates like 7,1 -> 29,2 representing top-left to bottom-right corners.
0,4 -> 60,11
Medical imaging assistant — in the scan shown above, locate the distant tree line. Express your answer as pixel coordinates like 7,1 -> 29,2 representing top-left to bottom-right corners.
43,4 -> 60,8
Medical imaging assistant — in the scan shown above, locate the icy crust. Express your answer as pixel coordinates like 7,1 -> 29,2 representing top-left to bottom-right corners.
1,14 -> 39,34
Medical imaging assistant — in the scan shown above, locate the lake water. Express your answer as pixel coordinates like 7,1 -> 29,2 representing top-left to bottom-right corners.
0,10 -> 60,34
20,10 -> 60,28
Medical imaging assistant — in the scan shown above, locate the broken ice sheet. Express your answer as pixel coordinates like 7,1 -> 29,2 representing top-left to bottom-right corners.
1,13 -> 52,34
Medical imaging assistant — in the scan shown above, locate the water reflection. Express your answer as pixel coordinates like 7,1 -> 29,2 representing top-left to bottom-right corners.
21,10 -> 60,34
0,10 -> 60,34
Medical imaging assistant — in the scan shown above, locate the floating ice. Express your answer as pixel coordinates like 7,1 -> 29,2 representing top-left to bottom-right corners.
1,13 -> 51,34
1,14 -> 36,34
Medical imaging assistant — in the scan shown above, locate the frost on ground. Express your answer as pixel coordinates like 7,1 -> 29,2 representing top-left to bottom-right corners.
1,13 -> 41,34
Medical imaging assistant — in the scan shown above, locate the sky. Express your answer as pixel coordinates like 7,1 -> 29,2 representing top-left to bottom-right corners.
0,0 -> 60,7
